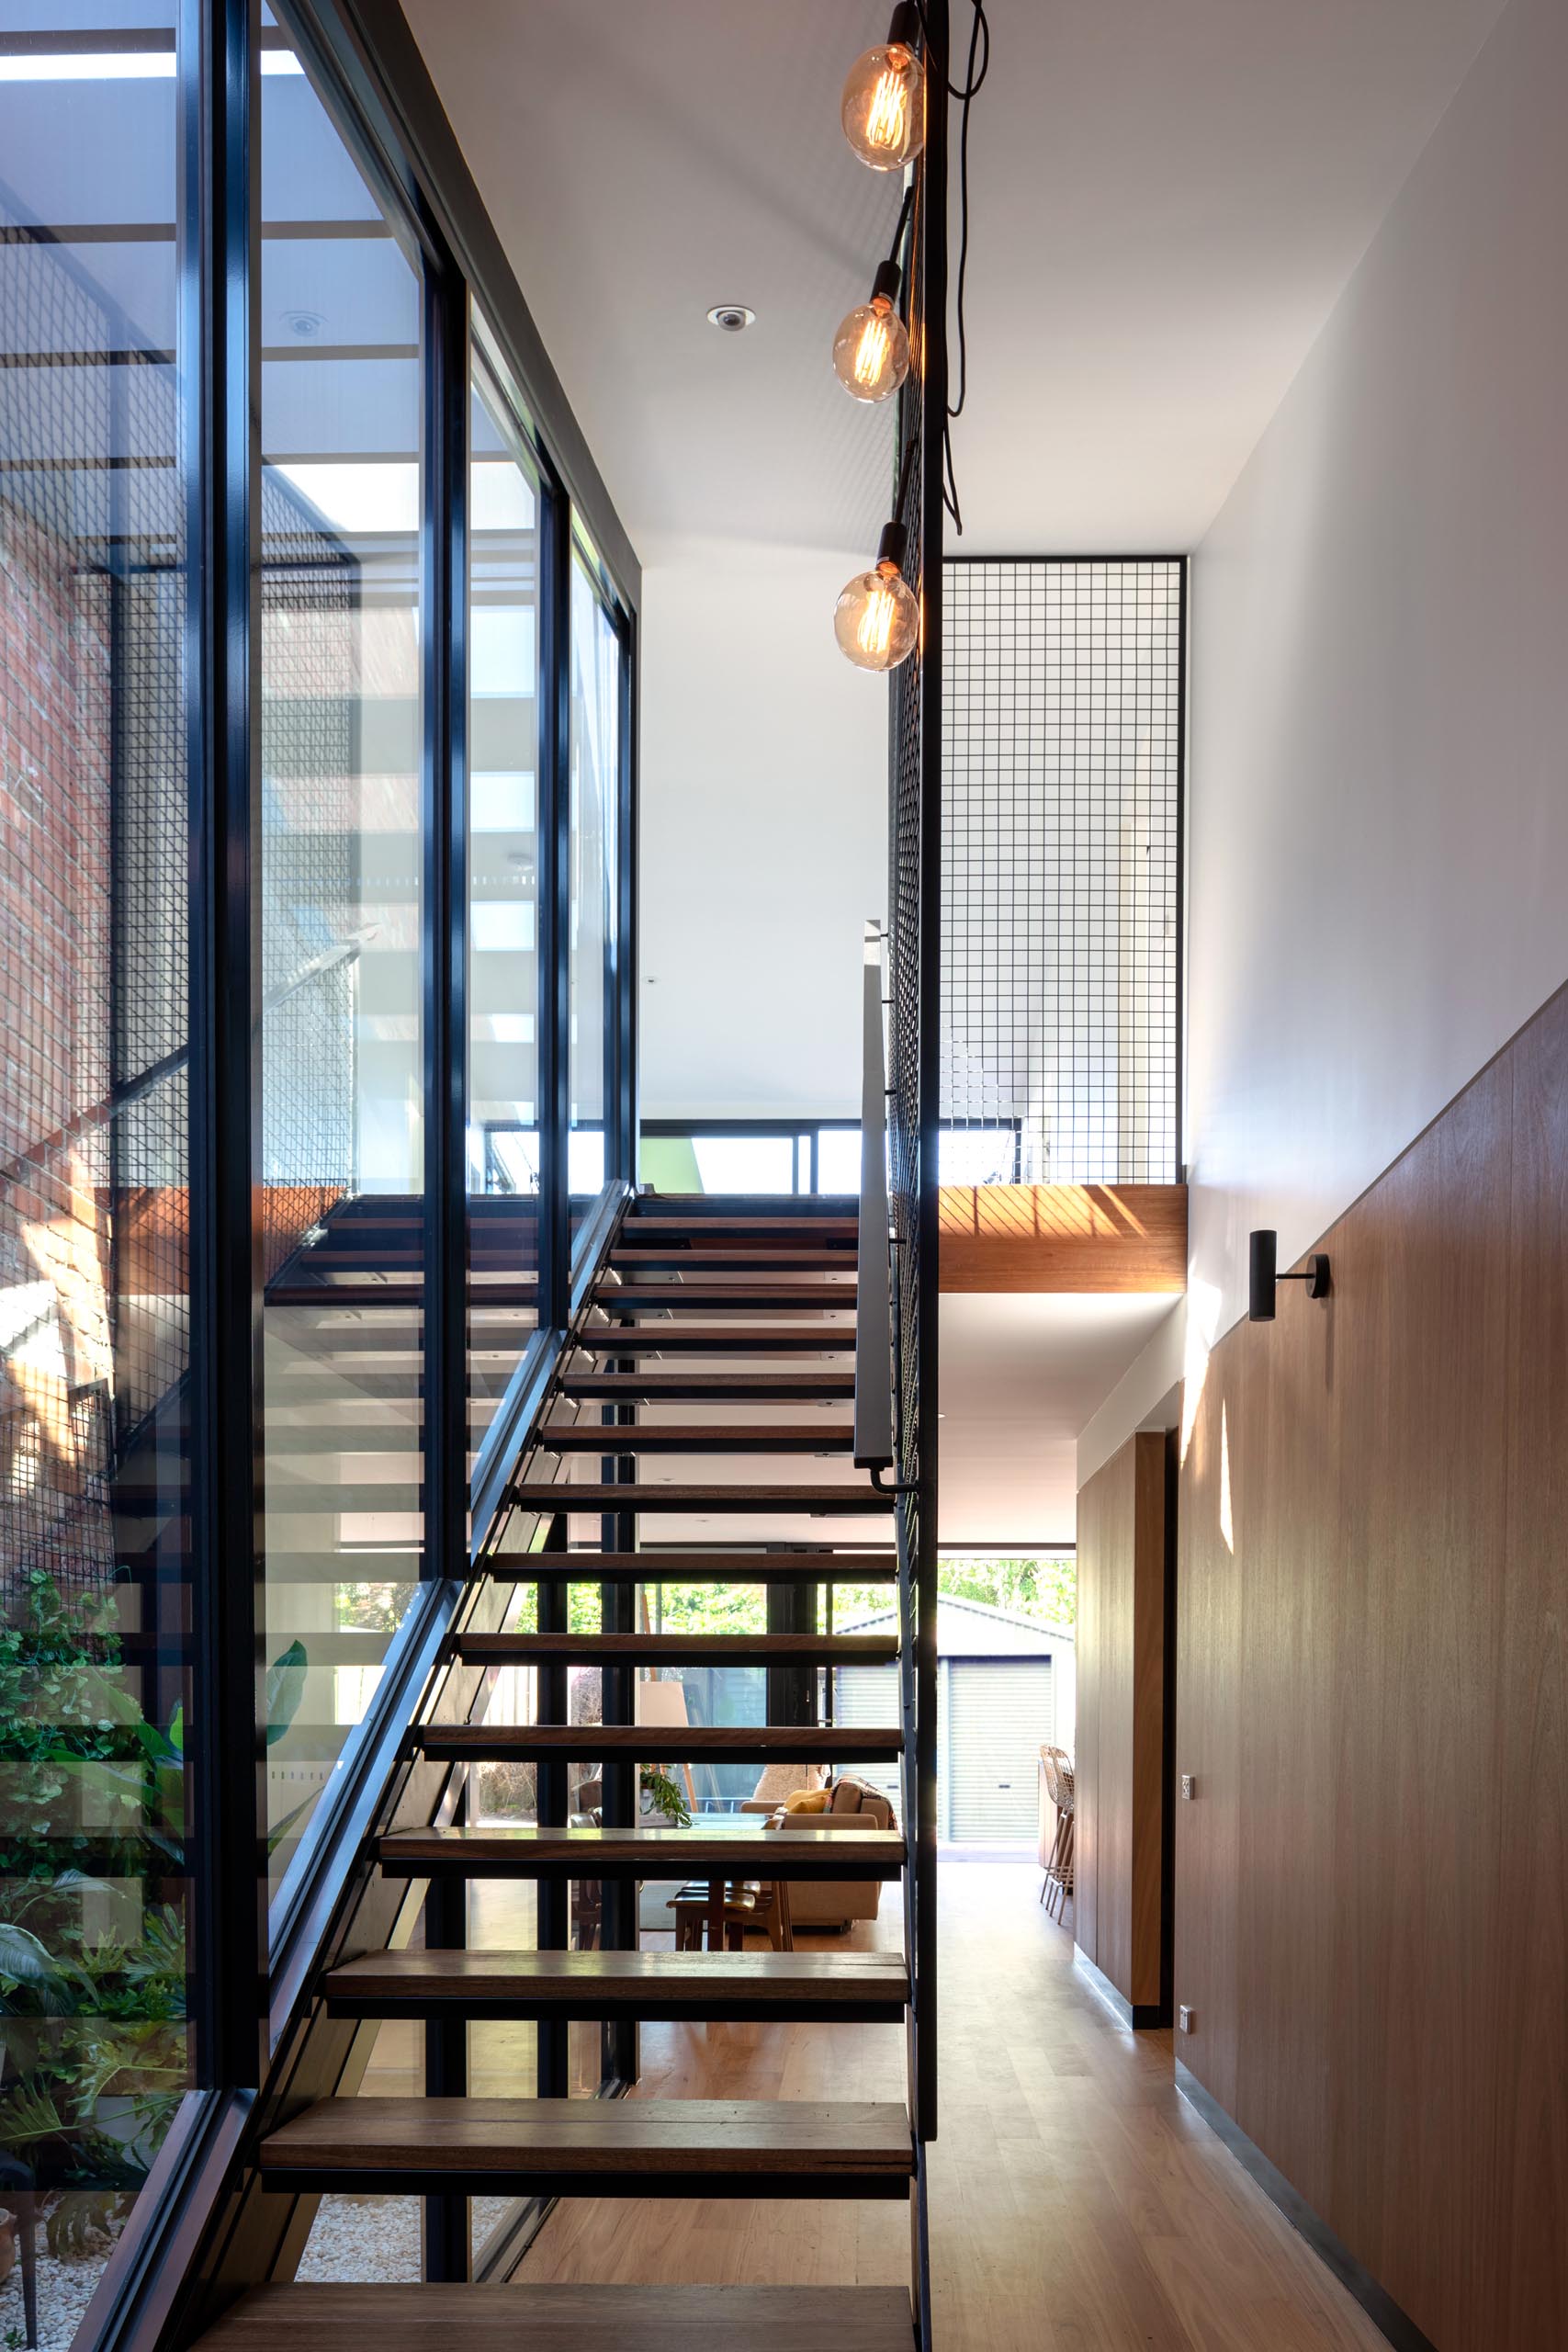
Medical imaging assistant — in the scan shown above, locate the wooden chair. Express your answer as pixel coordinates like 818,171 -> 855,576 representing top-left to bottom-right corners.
1040,1746 -> 1075,1920
666,1878 -> 795,1952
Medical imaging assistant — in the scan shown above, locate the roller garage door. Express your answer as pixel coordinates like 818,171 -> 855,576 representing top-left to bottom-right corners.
943,1659 -> 1053,1843
829,1662 -> 903,1810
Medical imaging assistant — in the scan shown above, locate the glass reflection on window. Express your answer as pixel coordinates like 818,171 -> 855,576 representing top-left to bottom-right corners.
257,27 -> 425,1897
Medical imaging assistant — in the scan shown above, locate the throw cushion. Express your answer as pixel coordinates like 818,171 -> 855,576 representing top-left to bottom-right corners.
783,1787 -> 830,1814
829,1779 -> 864,1813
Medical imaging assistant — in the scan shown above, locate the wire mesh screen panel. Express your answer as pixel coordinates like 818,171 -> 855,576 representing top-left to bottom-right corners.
941,559 -> 1182,1183
888,277 -> 926,1557
257,477 -> 359,1283
885,79 -> 943,2164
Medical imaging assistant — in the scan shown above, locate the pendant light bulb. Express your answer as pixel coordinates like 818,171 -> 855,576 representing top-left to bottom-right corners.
842,5 -> 926,172
832,261 -> 910,402
834,525 -> 919,672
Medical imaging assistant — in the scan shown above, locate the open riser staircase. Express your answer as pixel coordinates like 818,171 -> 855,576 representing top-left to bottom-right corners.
174,1167 -> 935,2352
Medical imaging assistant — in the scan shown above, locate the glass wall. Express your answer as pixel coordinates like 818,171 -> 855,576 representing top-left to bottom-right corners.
0,3 -> 636,2329
568,554 -> 622,1201
257,18 -> 427,1895
467,331 -> 540,1447
0,6 -> 192,2335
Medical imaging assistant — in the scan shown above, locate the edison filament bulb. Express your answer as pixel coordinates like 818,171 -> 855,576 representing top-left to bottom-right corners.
841,7 -> 926,171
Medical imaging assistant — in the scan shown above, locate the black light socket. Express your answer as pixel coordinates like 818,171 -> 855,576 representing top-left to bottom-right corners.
1249,1227 -> 1331,1320
886,2 -> 922,51
870,257 -> 903,310
1247,1228 -> 1278,1322
875,520 -> 909,574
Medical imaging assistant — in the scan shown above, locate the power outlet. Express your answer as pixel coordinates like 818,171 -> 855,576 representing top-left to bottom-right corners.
1178,2005 -> 1195,2034
1180,1774 -> 1195,1800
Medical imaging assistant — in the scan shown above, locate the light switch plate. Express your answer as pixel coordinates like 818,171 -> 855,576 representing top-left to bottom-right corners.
1180,1774 -> 1195,1800
1178,2005 -> 1195,2034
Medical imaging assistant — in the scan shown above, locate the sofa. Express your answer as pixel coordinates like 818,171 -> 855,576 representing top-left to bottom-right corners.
739,1770 -> 899,1930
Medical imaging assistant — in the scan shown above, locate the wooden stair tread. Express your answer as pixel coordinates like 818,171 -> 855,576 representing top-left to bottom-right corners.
378,1821 -> 905,1878
625,1216 -> 859,1239
271,1280 -> 536,1308
507,1481 -> 889,1511
258,2097 -> 914,2185
571,1326 -> 854,1352
559,1372 -> 857,1396
611,1249 -> 855,1270
412,1723 -> 903,1761
595,1284 -> 854,1309
193,2284 -> 915,2352
321,1947 -> 910,2016
481,1549 -> 897,1581
537,1422 -> 854,1452
453,1631 -> 898,1662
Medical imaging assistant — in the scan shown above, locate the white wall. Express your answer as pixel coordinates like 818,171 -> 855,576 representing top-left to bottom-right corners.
637,533 -> 889,1119
1076,1302 -> 1186,1494
1187,0 -> 1568,1336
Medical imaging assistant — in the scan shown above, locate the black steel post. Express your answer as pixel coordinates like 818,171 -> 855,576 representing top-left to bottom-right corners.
599,1329 -> 637,2085
422,1772 -> 470,2279
614,605 -> 638,1186
183,0 -> 267,2092
421,256 -> 468,1593
914,0 -> 948,2158
536,1515 -> 570,2097
536,476 -> 572,1332
419,247 -> 469,2278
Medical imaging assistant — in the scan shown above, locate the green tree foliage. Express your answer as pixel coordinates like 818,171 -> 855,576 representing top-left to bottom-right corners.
828,1555 -> 1076,1631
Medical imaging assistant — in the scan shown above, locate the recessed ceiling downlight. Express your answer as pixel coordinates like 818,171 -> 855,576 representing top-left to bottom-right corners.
707,304 -> 756,333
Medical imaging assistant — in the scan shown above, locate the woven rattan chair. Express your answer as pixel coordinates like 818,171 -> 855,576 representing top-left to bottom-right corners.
1040,1746 -> 1075,1920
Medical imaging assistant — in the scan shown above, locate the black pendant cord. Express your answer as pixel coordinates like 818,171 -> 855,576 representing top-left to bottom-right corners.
886,180 -> 916,273
908,0 -> 990,534
892,426 -> 919,531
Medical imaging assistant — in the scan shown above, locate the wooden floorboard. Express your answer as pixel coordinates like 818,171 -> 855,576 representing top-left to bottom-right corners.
193,2283 -> 916,2352
518,1862 -> 1393,2352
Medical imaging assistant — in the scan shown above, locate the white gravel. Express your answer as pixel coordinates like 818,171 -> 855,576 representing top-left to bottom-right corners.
0,2226 -> 109,2352
297,2194 -> 516,2282
0,2191 -> 524,2347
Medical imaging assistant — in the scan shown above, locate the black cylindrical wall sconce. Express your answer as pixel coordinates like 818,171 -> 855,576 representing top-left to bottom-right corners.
1248,1228 -> 1330,1321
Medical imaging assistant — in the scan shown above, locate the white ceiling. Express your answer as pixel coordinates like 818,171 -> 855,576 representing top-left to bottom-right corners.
406,0 -> 1506,557
938,1292 -> 1180,1544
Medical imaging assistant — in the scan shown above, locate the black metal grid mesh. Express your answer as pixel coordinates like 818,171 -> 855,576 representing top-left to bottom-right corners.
256,483 -> 358,1283
0,185 -> 358,1600
887,199 -> 927,1541
941,558 -> 1182,1183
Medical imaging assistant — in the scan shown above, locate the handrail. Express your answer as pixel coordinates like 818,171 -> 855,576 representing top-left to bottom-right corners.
854,922 -> 896,1475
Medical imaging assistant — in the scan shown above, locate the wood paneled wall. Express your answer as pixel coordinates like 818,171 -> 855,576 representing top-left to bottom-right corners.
1177,984 -> 1568,2351
1074,1430 -> 1172,2020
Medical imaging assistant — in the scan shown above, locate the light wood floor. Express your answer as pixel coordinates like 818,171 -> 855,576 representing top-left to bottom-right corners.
519,1862 -> 1389,2352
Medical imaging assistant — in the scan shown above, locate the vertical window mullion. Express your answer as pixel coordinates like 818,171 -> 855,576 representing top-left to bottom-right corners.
537,485 -> 572,1324
185,0 -> 266,2092
613,609 -> 637,1184
422,258 -> 468,1582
